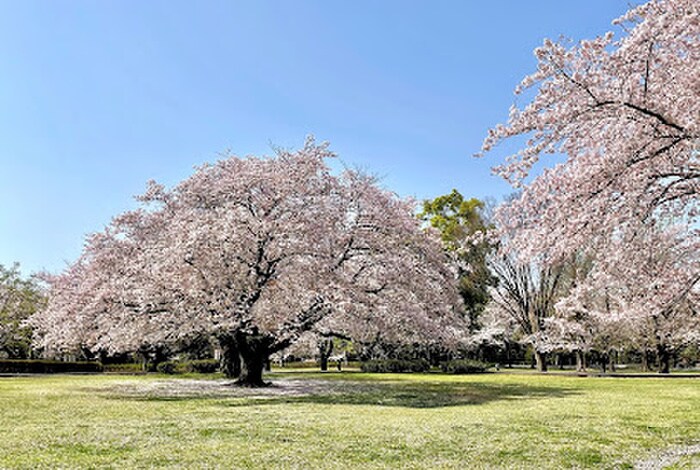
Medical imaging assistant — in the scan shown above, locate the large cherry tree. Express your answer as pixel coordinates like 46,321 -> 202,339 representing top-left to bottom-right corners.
32,139 -> 465,385
479,0 -> 699,369
480,0 -> 698,265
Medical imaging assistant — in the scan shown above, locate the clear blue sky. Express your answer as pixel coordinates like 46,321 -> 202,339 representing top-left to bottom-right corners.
0,0 -> 636,275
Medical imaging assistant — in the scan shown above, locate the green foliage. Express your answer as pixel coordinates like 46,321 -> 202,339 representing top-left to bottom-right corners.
360,359 -> 430,373
418,190 -> 496,329
277,360 -> 319,369
419,189 -> 486,251
156,359 -> 219,375
173,334 -> 216,361
0,359 -> 102,373
103,363 -> 144,373
0,263 -> 46,359
276,360 -> 361,370
156,361 -> 181,374
187,359 -> 219,374
679,344 -> 700,368
136,343 -> 172,372
440,359 -> 490,374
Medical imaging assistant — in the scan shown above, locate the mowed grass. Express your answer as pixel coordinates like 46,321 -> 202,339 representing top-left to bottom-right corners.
0,371 -> 698,469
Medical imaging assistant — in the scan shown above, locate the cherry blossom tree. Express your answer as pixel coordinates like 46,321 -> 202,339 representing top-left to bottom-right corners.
479,0 -> 699,370
552,223 -> 700,373
547,292 -> 629,373
31,139 -> 465,386
479,0 -> 699,265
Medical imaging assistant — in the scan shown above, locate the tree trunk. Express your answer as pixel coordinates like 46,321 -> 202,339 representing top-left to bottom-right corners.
318,338 -> 333,372
575,350 -> 586,372
138,344 -> 169,372
641,349 -> 651,372
218,335 -> 241,378
534,350 -> 548,372
657,343 -> 671,374
234,330 -> 272,387
609,350 -> 617,373
600,352 -> 608,374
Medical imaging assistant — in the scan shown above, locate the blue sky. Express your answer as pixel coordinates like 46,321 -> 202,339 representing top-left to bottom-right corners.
0,0 -> 636,275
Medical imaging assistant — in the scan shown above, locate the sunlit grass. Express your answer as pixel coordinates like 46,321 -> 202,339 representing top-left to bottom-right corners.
0,371 -> 698,468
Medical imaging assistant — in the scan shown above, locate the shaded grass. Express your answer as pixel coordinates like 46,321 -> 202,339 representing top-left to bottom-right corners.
0,372 -> 698,468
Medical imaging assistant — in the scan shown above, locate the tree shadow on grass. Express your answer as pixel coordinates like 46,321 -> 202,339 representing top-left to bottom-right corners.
101,375 -> 579,409
223,379 -> 579,409
93,374 -> 580,408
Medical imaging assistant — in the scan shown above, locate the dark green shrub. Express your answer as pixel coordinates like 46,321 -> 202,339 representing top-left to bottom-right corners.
277,360 -> 320,369
440,359 -> 490,374
360,359 -> 430,373
156,359 -> 219,374
103,363 -> 144,373
156,361 -> 181,374
0,359 -> 103,374
187,359 -> 219,374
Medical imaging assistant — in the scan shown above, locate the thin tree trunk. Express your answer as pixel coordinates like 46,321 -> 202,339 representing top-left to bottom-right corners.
318,338 -> 333,372
641,349 -> 651,372
601,352 -> 608,374
575,350 -> 586,372
609,350 -> 617,373
534,350 -> 548,372
657,343 -> 671,374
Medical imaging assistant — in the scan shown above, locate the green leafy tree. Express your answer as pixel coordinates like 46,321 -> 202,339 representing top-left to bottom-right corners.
419,190 -> 496,330
0,263 -> 45,358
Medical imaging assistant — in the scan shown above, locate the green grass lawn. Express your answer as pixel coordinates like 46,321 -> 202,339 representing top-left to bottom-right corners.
0,371 -> 698,469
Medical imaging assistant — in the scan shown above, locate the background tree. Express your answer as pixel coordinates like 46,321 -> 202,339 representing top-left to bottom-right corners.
535,253 -> 597,372
485,254 -> 565,372
419,190 -> 495,329
553,223 -> 699,373
31,139 -> 465,386
0,263 -> 45,359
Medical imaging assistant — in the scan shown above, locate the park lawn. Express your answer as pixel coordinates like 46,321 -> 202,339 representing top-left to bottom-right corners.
0,371 -> 698,469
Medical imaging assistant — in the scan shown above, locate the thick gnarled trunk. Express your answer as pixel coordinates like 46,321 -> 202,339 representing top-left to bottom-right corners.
218,334 -> 241,379
234,330 -> 273,387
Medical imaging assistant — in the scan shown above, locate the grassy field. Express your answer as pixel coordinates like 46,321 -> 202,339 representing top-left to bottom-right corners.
0,371 -> 698,469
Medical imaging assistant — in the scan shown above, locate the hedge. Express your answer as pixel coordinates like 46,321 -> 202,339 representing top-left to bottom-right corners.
440,359 -> 490,374
103,363 -> 145,373
0,359 -> 103,374
360,359 -> 431,373
156,359 -> 219,375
